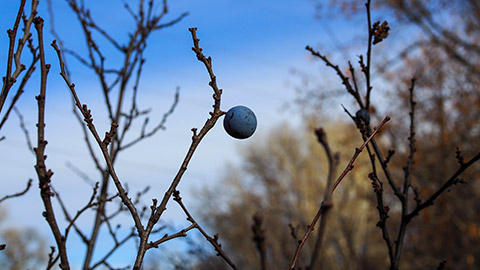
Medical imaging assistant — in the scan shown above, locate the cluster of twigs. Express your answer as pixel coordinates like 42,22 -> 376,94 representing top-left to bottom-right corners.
289,1 -> 480,270
0,1 -> 237,269
3,0 -> 479,269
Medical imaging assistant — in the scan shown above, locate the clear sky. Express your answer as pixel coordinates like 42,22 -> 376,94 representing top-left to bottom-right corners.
0,0 -> 403,268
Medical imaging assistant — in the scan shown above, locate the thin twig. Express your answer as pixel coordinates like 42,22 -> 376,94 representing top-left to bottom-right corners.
51,40 -> 145,237
405,151 -> 480,223
306,46 -> 364,108
173,190 -> 237,269
393,78 -> 416,269
0,0 -> 27,114
135,27 -> 226,269
146,224 -> 196,248
13,107 -> 34,154
364,0 -> 373,109
289,116 -> 390,270
33,16 -> 70,270
0,179 -> 32,204
308,128 -> 339,269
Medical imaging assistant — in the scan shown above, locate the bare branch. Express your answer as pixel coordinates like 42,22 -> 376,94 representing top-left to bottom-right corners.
173,190 -> 237,269
0,179 -> 32,204
33,16 -> 70,270
134,27 -> 227,269
290,116 -> 390,270
13,107 -> 34,154
51,40 -> 145,238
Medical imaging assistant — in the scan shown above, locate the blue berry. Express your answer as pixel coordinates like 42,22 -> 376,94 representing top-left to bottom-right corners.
355,109 -> 370,125
223,105 -> 257,139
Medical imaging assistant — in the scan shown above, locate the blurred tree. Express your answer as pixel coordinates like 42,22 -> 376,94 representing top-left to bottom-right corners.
305,0 -> 480,268
0,209 -> 47,270
193,120 -> 392,269
190,1 -> 480,269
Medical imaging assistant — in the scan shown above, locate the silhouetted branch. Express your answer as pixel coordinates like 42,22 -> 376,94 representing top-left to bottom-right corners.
119,88 -> 179,151
147,224 -> 196,248
13,107 -> 34,154
137,27 -> 227,269
309,128 -> 339,269
0,52 -> 39,132
51,40 -> 144,239
306,46 -> 364,108
0,179 -> 32,204
33,16 -> 70,270
290,116 -> 390,270
393,78 -> 416,269
173,190 -> 237,269
405,151 -> 480,223
0,0 -> 26,114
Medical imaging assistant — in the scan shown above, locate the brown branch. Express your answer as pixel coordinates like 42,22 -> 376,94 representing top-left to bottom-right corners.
119,88 -> 179,151
46,246 -> 59,270
0,0 -> 40,115
173,190 -> 237,269
146,224 -> 196,249
33,17 -> 70,270
309,128 -> 339,269
364,0 -> 373,109
0,179 -> 32,204
133,27 -> 226,269
54,186 -> 89,244
90,228 -> 136,269
393,78 -> 416,269
369,170 -> 394,264
51,39 -> 145,239
13,107 -> 35,153
405,151 -> 480,223
306,46 -> 364,108
0,0 -> 26,114
289,116 -> 390,270
0,52 -> 39,132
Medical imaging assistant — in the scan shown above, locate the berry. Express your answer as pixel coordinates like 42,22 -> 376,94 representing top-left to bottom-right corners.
223,105 -> 257,139
355,109 -> 370,126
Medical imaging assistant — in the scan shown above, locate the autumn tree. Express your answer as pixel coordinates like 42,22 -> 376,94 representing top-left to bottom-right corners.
312,0 -> 480,268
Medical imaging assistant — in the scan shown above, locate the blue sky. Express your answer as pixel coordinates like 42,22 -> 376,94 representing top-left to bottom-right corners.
0,0 -> 403,268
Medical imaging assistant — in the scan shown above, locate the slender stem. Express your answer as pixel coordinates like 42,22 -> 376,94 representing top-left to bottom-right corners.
134,27 -> 226,269
289,116 -> 390,270
33,17 -> 70,270
365,0 -> 373,109
309,128 -> 338,269
392,78 -> 416,269
0,0 -> 26,114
